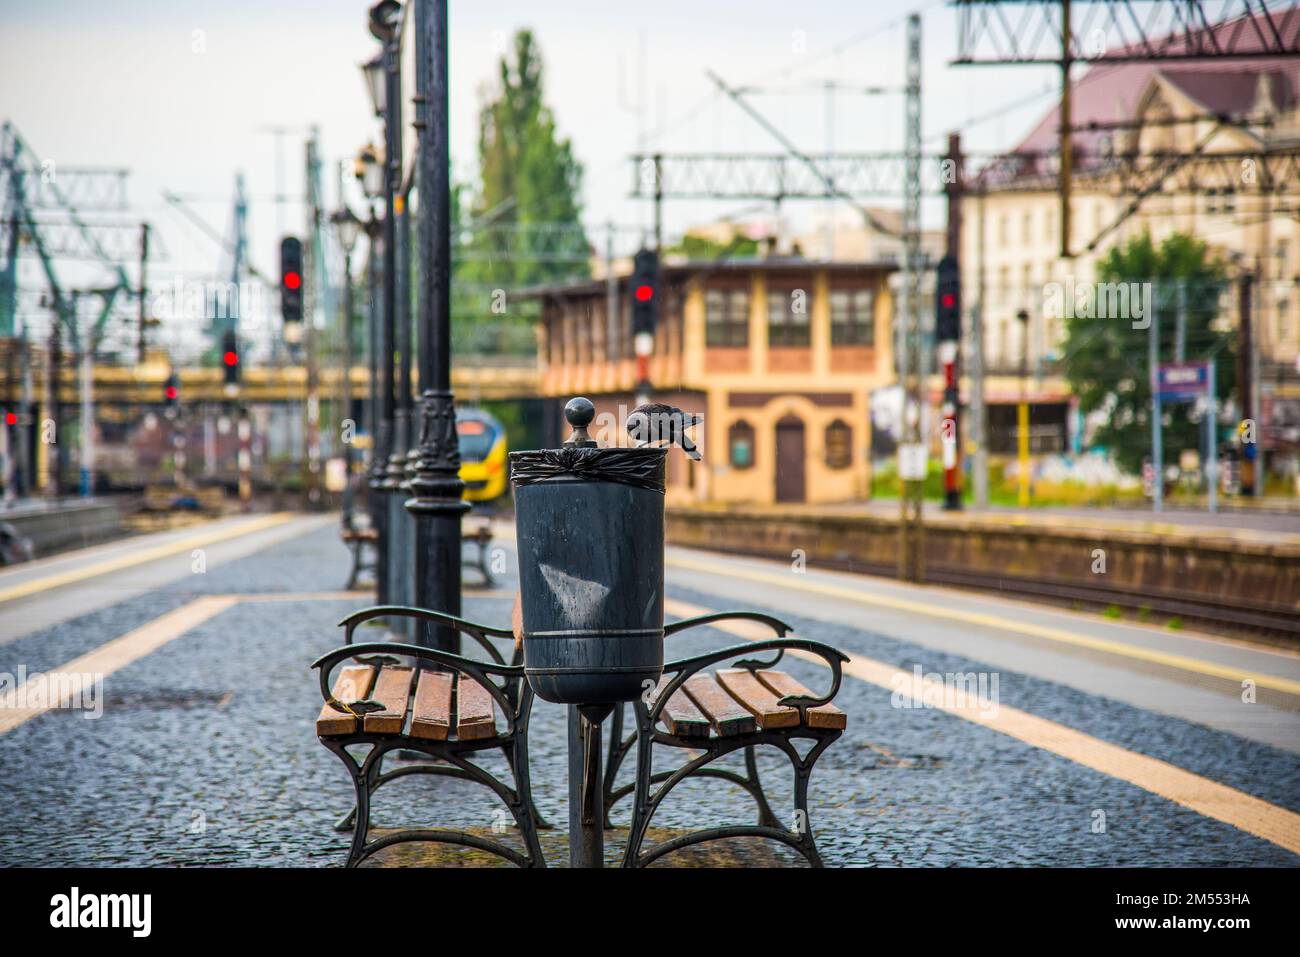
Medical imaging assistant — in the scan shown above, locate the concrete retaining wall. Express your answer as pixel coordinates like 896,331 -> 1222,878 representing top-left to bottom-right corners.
665,506 -> 1300,625
1,499 -> 125,559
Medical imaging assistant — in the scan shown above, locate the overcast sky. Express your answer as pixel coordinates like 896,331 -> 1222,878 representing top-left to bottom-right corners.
1,0 -> 1060,353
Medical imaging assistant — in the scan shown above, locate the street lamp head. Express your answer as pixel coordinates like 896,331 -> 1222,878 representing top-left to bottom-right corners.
355,144 -> 384,199
331,207 -> 361,255
368,0 -> 401,42
361,52 -> 386,117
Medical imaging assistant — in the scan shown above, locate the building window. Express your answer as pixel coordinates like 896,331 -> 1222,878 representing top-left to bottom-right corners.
825,419 -> 852,469
729,420 -> 755,469
830,289 -> 874,345
767,287 -> 811,347
705,288 -> 750,347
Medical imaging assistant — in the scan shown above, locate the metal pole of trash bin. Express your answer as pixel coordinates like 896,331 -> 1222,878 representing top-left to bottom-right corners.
512,397 -> 668,867
407,0 -> 467,655
568,704 -> 609,868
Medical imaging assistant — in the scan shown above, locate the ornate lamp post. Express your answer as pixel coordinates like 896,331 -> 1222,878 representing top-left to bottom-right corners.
362,3 -> 402,604
331,206 -> 361,529
354,146 -> 384,549
407,0 -> 467,654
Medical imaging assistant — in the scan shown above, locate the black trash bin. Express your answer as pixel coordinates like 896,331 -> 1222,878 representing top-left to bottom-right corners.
510,397 -> 667,705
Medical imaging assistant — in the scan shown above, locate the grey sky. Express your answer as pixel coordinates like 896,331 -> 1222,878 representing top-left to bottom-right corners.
1,0 -> 1058,353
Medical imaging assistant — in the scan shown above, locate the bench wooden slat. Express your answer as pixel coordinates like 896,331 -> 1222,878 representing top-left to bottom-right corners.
316,665 -> 377,737
682,674 -> 756,736
362,665 -> 415,734
716,669 -> 800,729
756,670 -> 847,730
649,678 -> 710,738
455,675 -> 497,740
409,671 -> 454,741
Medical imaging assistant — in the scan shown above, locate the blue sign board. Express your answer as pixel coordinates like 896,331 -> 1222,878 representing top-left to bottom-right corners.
1155,362 -> 1211,402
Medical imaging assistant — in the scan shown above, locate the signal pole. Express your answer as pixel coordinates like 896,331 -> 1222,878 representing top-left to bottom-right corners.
898,12 -> 924,582
939,133 -> 963,511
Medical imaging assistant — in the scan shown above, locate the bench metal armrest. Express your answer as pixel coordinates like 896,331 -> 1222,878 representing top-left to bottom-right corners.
338,604 -> 517,666
312,640 -> 527,732
663,610 -> 792,639
649,637 -> 848,727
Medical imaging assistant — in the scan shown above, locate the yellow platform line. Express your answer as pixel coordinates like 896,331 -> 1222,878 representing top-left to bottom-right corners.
0,595 -> 238,736
666,554 -> 1300,698
664,597 -> 1300,857
0,513 -> 295,606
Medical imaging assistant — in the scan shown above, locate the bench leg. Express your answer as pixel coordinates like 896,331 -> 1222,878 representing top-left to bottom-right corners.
743,745 -> 782,829
333,747 -> 384,834
621,731 -> 840,868
477,533 -> 495,587
321,741 -> 379,868
601,702 -> 631,829
344,541 -> 360,590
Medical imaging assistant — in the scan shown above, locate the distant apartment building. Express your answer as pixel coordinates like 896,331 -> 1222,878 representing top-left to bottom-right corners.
521,258 -> 895,505
964,18 -> 1300,470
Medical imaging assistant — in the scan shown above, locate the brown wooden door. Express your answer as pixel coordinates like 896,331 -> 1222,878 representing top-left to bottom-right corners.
775,416 -> 806,503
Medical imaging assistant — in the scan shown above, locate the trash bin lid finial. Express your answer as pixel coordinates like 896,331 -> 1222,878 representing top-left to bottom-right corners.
563,397 -> 598,449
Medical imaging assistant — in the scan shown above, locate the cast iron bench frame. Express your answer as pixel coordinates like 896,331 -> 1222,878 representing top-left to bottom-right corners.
313,605 -> 548,868
341,518 -> 495,590
314,606 -> 847,869
340,525 -> 378,590
602,611 -> 848,868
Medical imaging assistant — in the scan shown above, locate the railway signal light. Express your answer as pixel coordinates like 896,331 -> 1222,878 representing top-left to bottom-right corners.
280,236 -> 304,326
221,330 -> 240,390
631,248 -> 659,346
935,255 -> 960,344
164,373 -> 180,411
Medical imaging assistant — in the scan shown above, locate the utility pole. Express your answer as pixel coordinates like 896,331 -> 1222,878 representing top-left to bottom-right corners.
137,223 -> 150,363
939,133 -> 963,511
898,12 -> 924,582
304,134 -> 323,510
46,305 -> 61,497
1017,309 -> 1031,507
605,221 -> 618,363
1059,0 -> 1073,258
970,182 -> 989,507
1237,269 -> 1257,496
79,333 -> 93,497
1149,291 -> 1163,512
408,0 -> 469,655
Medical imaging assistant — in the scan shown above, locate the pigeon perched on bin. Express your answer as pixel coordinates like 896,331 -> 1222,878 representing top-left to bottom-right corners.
626,403 -> 703,460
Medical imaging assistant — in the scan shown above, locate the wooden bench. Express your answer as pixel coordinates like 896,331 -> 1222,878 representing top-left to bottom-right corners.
312,605 -> 546,868
340,524 -> 378,589
343,517 -> 493,591
602,611 -> 849,868
462,513 -> 495,586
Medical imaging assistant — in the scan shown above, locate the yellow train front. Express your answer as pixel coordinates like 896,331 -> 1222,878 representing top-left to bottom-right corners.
456,408 -> 508,503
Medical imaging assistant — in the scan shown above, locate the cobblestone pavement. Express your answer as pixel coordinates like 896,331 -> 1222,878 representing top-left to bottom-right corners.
1,519 -> 1297,867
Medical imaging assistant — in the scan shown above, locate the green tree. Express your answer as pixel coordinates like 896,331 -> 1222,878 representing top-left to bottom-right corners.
1062,232 -> 1235,475
454,29 -> 588,356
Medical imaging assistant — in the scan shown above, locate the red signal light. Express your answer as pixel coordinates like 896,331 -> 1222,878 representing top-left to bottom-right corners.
284,272 -> 301,290
941,293 -> 956,309
165,385 -> 178,400
635,284 -> 654,302
4,412 -> 15,426
223,351 -> 238,367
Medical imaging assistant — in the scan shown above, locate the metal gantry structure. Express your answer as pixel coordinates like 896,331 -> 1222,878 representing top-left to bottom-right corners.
1,120 -> 150,497
951,0 -> 1300,257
